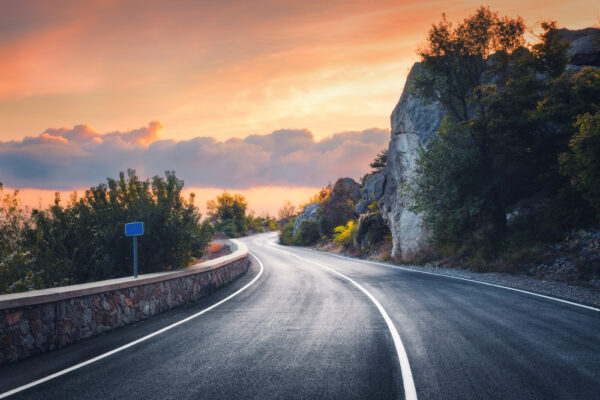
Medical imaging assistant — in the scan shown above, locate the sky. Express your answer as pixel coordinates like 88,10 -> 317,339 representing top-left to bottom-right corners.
1,0 -> 598,215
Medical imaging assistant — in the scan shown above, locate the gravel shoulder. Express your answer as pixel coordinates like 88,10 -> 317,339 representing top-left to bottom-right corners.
309,248 -> 600,309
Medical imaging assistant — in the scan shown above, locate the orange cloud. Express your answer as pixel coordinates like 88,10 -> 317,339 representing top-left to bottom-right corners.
0,122 -> 388,190
0,0 -> 597,143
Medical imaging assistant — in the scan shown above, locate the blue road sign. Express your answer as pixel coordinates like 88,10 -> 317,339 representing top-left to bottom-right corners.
125,222 -> 144,278
125,222 -> 144,236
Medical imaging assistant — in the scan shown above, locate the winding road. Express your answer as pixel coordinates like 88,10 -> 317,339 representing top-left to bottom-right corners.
1,232 -> 599,399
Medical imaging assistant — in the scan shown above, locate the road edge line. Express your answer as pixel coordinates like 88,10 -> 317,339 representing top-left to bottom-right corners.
271,245 -> 418,400
0,254 -> 265,399
292,246 -> 600,313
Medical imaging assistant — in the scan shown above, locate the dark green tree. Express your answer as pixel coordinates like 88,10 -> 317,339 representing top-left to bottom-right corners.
409,8 -> 590,246
206,191 -> 249,237
21,170 -> 212,289
361,149 -> 388,184
560,112 -> 600,218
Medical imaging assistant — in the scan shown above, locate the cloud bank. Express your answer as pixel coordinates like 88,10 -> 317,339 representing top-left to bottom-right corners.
0,122 -> 389,190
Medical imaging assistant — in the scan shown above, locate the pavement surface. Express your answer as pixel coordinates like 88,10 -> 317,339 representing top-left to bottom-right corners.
1,232 -> 598,399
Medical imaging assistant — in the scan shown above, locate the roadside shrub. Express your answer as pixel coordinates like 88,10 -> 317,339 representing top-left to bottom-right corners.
294,220 -> 321,246
333,220 -> 357,248
319,179 -> 359,237
279,218 -> 295,245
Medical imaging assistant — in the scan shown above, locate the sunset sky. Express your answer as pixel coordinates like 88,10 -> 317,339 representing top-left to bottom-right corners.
1,0 -> 598,215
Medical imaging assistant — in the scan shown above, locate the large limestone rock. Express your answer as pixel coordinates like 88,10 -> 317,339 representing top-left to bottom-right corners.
293,202 -> 320,235
376,63 -> 444,258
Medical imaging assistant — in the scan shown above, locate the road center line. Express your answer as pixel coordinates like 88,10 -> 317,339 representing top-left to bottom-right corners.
296,247 -> 600,313
0,253 -> 265,399
270,245 -> 418,400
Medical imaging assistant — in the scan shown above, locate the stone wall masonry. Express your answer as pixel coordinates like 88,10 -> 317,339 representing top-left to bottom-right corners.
0,239 -> 250,365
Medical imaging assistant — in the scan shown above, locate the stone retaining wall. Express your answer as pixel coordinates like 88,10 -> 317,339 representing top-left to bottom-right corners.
0,240 -> 249,365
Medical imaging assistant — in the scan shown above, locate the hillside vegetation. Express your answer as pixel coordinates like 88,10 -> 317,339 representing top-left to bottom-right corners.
280,7 -> 600,286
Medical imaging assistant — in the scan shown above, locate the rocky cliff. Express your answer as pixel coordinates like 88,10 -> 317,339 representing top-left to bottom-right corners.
375,64 -> 443,258
368,28 -> 599,259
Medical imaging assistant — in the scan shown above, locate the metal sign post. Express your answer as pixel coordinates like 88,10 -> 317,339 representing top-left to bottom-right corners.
125,222 -> 144,278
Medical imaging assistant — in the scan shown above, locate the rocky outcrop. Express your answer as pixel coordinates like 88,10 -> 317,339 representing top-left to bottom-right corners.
293,202 -> 320,235
354,212 -> 389,249
371,63 -> 444,259
366,28 -> 597,259
356,173 -> 385,214
336,177 -> 362,202
558,28 -> 600,67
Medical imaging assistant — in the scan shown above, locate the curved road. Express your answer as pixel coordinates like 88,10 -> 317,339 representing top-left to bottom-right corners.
1,232 -> 598,399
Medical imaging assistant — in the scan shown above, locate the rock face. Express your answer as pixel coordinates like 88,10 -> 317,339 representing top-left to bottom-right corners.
371,63 -> 444,259
293,202 -> 320,235
356,173 -> 385,214
558,28 -> 600,67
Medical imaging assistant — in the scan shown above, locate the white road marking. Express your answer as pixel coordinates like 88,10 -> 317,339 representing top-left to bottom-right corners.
0,253 -> 265,399
293,247 -> 600,313
270,245 -> 418,400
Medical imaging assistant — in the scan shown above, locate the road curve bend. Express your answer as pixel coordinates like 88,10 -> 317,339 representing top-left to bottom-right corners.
0,232 -> 598,400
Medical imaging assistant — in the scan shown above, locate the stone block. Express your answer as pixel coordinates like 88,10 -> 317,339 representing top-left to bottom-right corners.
5,311 -> 22,326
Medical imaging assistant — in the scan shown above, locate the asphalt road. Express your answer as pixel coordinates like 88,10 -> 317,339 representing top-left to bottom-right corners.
1,232 -> 598,399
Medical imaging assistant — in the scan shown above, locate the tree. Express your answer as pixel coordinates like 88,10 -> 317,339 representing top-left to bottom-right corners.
414,7 -> 526,121
410,8 -> 580,244
207,191 -> 247,223
206,191 -> 249,237
410,118 -> 484,243
560,112 -> 600,218
278,200 -> 297,221
0,184 -> 39,293
361,149 -> 388,184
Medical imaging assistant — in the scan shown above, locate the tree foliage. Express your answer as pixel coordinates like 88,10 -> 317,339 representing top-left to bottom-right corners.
0,170 -> 213,294
207,191 -> 276,237
410,8 -> 599,249
207,191 -> 247,223
277,200 -> 297,221
361,149 -> 388,184
560,112 -> 600,217
318,180 -> 358,237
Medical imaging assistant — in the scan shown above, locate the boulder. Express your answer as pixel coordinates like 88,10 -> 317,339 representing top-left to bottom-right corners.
558,28 -> 600,67
293,203 -> 320,235
353,212 -> 389,249
336,177 -> 362,202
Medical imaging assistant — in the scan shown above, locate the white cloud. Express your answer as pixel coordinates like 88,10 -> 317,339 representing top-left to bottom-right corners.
0,122 -> 389,190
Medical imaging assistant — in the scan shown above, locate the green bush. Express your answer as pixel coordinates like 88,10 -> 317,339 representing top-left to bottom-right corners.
294,220 -> 321,246
333,220 -> 357,248
318,179 -> 358,237
0,170 -> 213,294
279,219 -> 295,245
